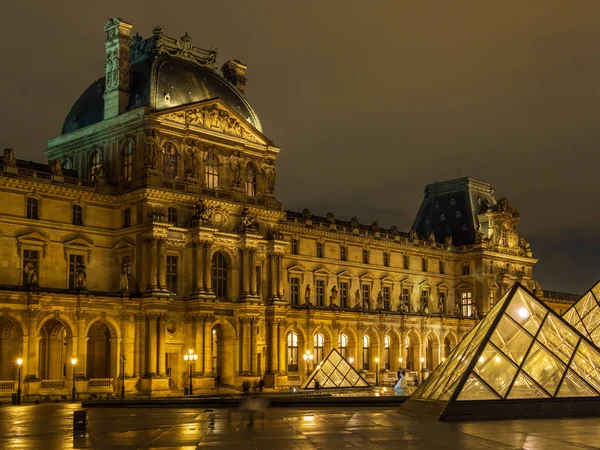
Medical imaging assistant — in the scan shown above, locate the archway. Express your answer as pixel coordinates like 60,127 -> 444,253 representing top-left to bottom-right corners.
405,331 -> 420,372
39,318 -> 71,380
425,333 -> 439,371
87,321 -> 111,378
0,318 -> 23,380
212,323 -> 235,386
443,333 -> 457,359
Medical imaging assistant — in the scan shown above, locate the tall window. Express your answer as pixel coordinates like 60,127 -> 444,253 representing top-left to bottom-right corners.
501,228 -> 508,247
314,333 -> 324,364
123,208 -> 131,228
316,242 -> 324,258
401,288 -> 410,309
291,238 -> 298,255
438,291 -> 446,313
287,333 -> 298,372
361,284 -> 370,309
422,258 -> 427,272
211,252 -> 228,299
362,249 -> 369,264
245,162 -> 257,197
168,207 -> 178,225
163,142 -> 178,180
383,286 -> 390,310
166,255 -> 178,295
315,279 -> 325,306
205,153 -> 219,189
362,335 -> 370,370
463,262 -> 470,275
122,140 -> 134,182
403,255 -> 409,270
339,334 -> 348,359
72,205 -> 83,226
339,282 -> 349,308
421,290 -> 429,311
383,252 -> 389,267
26,198 -> 39,220
121,256 -> 131,288
290,277 -> 300,305
340,245 -> 347,261
68,254 -> 84,289
439,260 -> 444,274
384,336 -> 390,370
89,151 -> 102,180
490,290 -> 495,307
22,249 -> 39,286
461,292 -> 473,317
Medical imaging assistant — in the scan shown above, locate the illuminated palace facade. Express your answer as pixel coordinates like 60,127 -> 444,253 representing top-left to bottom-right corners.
0,19 -> 570,398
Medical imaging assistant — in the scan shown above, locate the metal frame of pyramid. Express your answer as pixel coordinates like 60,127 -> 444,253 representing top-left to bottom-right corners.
300,348 -> 370,389
563,280 -> 600,346
400,282 -> 600,421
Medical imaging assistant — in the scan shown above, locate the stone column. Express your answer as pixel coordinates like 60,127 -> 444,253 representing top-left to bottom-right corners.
250,318 -> 258,374
140,315 -> 146,376
241,249 -> 250,296
203,243 -> 212,292
268,319 -> 278,373
250,249 -> 257,295
194,244 -> 203,292
134,315 -> 142,377
26,310 -> 38,379
278,321 -> 286,374
157,239 -> 167,290
75,312 -> 87,378
270,255 -> 277,300
194,316 -> 204,374
121,314 -> 134,376
157,315 -> 166,376
148,238 -> 158,290
277,255 -> 284,298
147,314 -> 158,376
203,318 -> 212,374
241,318 -> 250,373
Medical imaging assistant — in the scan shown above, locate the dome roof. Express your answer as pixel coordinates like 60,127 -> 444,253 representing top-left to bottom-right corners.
62,34 -> 261,135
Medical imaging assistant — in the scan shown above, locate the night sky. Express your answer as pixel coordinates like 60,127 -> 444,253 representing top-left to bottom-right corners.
1,1 -> 599,294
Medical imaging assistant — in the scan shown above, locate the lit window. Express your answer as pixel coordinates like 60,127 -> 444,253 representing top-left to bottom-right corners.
89,151 -> 102,180
314,333 -> 324,364
461,292 -> 473,317
384,336 -> 390,370
287,333 -> 298,372
339,282 -> 349,308
383,286 -> 390,310
205,153 -> 219,189
245,162 -> 257,197
362,335 -> 370,370
361,284 -> 370,309
163,142 -> 178,181
339,333 -> 348,359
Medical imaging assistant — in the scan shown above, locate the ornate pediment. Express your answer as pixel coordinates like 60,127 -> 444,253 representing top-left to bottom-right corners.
313,266 -> 331,276
381,274 -> 395,283
456,282 -> 475,290
359,272 -> 375,280
63,235 -> 94,263
159,100 -> 269,145
112,238 -> 135,253
286,263 -> 305,273
16,231 -> 50,258
437,281 -> 451,290
336,269 -> 353,279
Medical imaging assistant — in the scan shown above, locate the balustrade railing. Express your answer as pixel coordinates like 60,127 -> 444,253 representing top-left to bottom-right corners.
40,380 -> 65,389
0,381 -> 16,391
88,378 -> 113,388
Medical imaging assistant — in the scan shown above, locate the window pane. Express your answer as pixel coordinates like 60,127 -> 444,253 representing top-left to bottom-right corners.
570,340 -> 600,393
557,370 -> 597,397
507,371 -> 549,399
474,343 -> 517,397
456,373 -> 500,401
522,342 -> 566,396
490,314 -> 533,366
536,314 -> 578,364
505,289 -> 548,335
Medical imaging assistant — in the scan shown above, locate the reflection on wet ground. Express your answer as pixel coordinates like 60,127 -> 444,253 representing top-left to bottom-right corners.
2,402 -> 600,449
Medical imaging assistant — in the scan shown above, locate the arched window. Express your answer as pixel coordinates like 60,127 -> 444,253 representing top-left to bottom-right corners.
313,333 -> 324,364
26,198 -> 39,220
339,333 -> 348,359
211,252 -> 228,299
62,157 -> 72,170
362,335 -> 370,370
122,140 -> 134,182
287,332 -> 298,372
205,153 -> 219,189
384,336 -> 390,370
245,162 -> 257,197
163,142 -> 177,180
89,151 -> 102,180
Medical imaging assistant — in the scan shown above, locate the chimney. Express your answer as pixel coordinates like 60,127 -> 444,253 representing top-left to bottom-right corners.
221,60 -> 248,94
103,18 -> 134,119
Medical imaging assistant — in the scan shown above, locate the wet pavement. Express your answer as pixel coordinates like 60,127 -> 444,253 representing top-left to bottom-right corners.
2,402 -> 600,449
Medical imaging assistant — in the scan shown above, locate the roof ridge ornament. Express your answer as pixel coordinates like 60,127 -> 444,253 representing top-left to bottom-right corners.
152,26 -> 218,68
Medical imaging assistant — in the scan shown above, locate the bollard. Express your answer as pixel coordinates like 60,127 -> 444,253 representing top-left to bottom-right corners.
73,410 -> 87,434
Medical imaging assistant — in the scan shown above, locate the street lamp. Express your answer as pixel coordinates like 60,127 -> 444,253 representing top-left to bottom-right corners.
420,356 -> 425,384
16,358 -> 22,405
71,357 -> 77,401
375,357 -> 380,386
183,349 -> 198,396
121,356 -> 126,399
303,351 -> 314,376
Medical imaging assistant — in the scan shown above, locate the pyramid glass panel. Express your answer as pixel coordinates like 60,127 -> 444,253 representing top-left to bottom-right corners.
456,374 -> 500,401
505,289 -> 547,335
593,282 -> 600,301
575,292 -> 597,320
507,371 -> 549,399
474,343 -> 518,397
490,314 -> 533,365
582,307 -> 600,335
590,327 -> 600,345
536,314 -> 578,365
570,341 -> 600,393
563,308 -> 580,327
301,348 -> 369,389
557,370 -> 597,398
522,342 -> 566,396
563,282 -> 600,346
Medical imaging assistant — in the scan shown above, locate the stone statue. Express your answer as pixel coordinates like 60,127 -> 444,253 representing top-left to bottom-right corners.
354,289 -> 361,308
438,295 -> 445,316
520,235 -> 531,251
326,212 -> 335,224
91,165 -> 106,182
76,265 -> 87,290
192,199 -> 213,223
428,231 -> 435,242
144,130 -> 160,169
409,229 -> 418,239
371,221 -> 379,233
302,208 -> 311,220
376,291 -> 384,309
24,262 -> 37,287
454,298 -> 461,316
444,235 -> 453,245
120,268 -> 129,292
184,140 -> 200,179
472,304 -> 479,319
329,286 -> 338,307
50,159 -> 62,175
390,225 -> 399,236
3,148 -> 16,166
420,295 -> 429,314
475,224 -> 484,241
237,207 -> 256,232
304,284 -> 311,305
349,217 -> 359,228
261,160 -> 276,193
229,151 -> 243,187
399,295 -> 409,313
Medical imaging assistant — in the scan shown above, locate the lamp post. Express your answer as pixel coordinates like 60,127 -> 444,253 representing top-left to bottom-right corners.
183,349 -> 198,395
16,358 -> 22,405
420,356 -> 425,384
375,357 -> 380,386
71,357 -> 77,401
121,355 -> 126,399
303,351 -> 313,376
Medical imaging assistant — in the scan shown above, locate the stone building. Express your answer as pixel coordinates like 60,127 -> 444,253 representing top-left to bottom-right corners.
0,19 -> 545,399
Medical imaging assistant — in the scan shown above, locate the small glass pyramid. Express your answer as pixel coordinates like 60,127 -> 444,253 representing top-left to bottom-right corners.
301,348 -> 370,389
411,283 -> 600,403
563,281 -> 600,346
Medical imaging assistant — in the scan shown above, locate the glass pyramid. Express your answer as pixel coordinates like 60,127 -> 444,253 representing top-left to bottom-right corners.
301,348 -> 370,389
563,281 -> 600,346
411,283 -> 600,403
